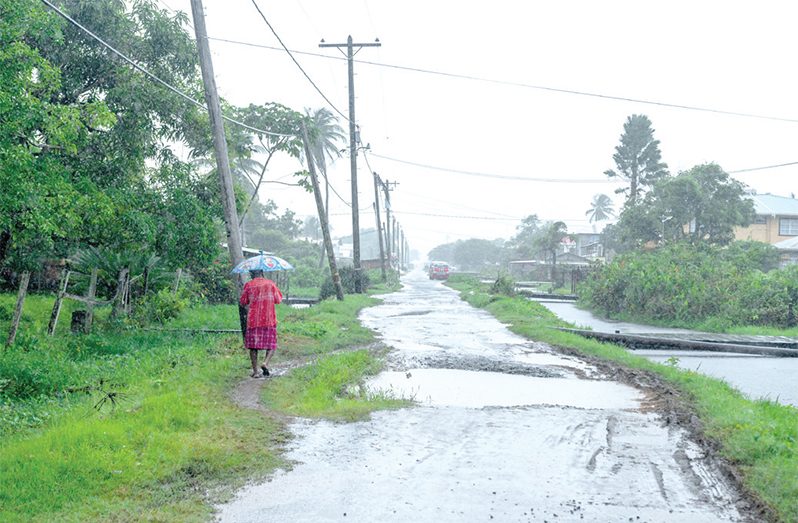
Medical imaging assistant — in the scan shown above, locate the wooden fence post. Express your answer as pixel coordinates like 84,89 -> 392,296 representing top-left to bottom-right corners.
6,271 -> 31,346
47,269 -> 71,336
112,268 -> 129,318
173,268 -> 182,295
84,268 -> 98,333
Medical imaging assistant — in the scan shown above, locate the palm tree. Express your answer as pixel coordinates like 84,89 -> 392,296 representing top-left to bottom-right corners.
533,221 -> 569,287
586,194 -> 615,224
305,108 -> 345,220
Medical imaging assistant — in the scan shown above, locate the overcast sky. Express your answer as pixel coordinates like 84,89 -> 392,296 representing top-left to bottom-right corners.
165,0 -> 798,257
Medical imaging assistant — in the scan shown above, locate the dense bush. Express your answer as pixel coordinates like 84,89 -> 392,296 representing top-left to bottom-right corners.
579,241 -> 797,328
319,267 -> 371,300
190,253 -> 237,304
133,288 -> 189,325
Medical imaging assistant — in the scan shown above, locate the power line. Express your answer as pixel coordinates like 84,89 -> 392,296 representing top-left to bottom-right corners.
370,153 -> 619,183
248,0 -> 349,121
206,36 -> 798,124
392,211 -> 522,221
40,0 -> 294,139
728,161 -> 798,174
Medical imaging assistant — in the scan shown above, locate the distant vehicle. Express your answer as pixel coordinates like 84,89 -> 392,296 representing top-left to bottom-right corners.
428,261 -> 451,280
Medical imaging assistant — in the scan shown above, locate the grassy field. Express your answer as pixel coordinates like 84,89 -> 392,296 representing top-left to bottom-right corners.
0,280 -> 400,522
447,274 -> 798,522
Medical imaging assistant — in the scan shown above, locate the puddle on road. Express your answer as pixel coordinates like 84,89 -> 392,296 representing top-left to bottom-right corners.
367,368 -> 642,410
513,350 -> 594,373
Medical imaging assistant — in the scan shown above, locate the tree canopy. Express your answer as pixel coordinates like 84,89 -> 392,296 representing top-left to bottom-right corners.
605,163 -> 755,250
604,114 -> 668,206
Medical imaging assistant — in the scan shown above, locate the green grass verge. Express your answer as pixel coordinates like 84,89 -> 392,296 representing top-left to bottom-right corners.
262,349 -> 409,421
0,333 -> 286,522
447,274 -> 798,522
0,285 -> 400,522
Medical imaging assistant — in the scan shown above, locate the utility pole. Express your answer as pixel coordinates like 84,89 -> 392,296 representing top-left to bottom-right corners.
302,123 -> 344,301
372,171 -> 386,281
399,227 -> 405,271
392,217 -> 398,268
319,36 -> 380,292
190,0 -> 244,277
380,178 -> 396,270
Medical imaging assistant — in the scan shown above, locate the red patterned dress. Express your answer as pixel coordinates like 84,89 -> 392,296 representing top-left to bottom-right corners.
240,277 -> 283,350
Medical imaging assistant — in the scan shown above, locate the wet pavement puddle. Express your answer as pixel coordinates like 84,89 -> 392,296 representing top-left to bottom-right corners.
366,368 -> 641,409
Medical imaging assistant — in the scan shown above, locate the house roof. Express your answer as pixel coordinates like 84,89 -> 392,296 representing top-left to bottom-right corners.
748,193 -> 798,216
774,236 -> 798,250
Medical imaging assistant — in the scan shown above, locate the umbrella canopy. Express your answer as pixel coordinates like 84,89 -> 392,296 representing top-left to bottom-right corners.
231,253 -> 294,273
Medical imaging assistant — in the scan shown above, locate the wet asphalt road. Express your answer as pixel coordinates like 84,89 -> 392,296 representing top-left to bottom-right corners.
216,270 -> 745,522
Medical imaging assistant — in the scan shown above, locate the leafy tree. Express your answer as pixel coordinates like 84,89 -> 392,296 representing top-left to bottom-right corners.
604,114 -> 669,206
508,215 -> 541,259
303,216 -> 322,241
0,0 -> 115,271
232,103 -> 306,227
648,163 -> 754,245
244,199 -> 303,249
436,239 -> 506,271
428,242 -> 456,263
1,0 -> 218,266
603,199 -> 663,252
608,163 -> 755,249
534,221 -> 569,283
586,194 -> 615,224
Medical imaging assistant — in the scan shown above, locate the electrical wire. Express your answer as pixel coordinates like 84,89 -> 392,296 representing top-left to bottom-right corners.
391,211 -> 521,221
370,153 -> 619,183
248,0 -> 349,122
728,161 -> 798,174
205,36 -> 798,124
40,0 -> 295,139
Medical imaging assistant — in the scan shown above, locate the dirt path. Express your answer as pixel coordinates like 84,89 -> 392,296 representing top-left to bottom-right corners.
218,272 -> 765,522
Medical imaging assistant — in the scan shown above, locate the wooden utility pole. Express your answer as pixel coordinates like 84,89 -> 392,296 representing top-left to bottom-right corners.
392,216 -> 398,266
372,172 -> 386,281
381,178 -> 392,269
190,0 -> 244,278
302,124 -> 345,301
319,36 -> 380,292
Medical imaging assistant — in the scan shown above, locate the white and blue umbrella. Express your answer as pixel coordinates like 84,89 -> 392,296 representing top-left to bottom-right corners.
231,252 -> 294,273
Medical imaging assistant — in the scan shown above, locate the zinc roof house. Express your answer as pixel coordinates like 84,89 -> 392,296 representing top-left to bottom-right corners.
734,193 -> 798,245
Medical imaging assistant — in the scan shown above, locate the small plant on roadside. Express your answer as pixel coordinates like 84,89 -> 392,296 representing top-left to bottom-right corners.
319,267 -> 371,299
490,273 -> 516,297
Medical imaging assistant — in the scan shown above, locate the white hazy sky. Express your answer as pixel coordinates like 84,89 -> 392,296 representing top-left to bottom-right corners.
164,0 -> 798,256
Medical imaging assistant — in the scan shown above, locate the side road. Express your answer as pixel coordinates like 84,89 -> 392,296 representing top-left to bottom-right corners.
447,275 -> 798,523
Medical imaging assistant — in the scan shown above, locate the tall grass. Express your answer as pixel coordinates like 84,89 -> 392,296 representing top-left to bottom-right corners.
448,275 -> 798,522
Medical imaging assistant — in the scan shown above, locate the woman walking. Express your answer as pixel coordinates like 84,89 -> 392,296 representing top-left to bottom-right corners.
240,269 -> 283,378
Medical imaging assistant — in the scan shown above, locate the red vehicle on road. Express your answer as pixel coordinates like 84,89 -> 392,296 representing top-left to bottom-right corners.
428,261 -> 451,280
